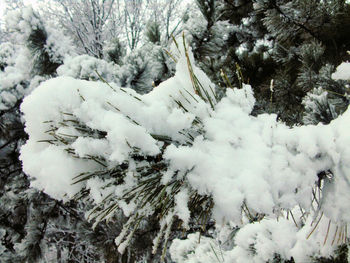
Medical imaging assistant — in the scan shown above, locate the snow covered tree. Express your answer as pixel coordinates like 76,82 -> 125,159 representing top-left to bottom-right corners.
57,54 -> 119,82
0,7 -> 115,262
122,0 -> 150,50
40,0 -> 186,56
2,1 -> 350,262
5,5 -> 75,76
182,0 -> 350,125
184,0 -> 234,87
147,0 -> 186,42
121,0 -> 186,50
302,65 -> 349,126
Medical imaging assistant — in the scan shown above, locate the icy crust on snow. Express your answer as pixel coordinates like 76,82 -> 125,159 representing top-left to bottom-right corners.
21,44 -> 350,261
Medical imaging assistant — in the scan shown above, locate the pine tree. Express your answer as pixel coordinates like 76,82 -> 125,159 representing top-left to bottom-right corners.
252,0 -> 350,124
184,0 -> 275,100
185,0 -> 233,88
2,2 -> 350,263
20,36 -> 350,262
184,0 -> 350,125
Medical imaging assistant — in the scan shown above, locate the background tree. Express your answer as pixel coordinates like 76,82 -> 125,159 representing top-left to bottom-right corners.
42,0 -> 118,58
147,0 -> 186,42
121,0 -> 149,50
251,0 -> 350,124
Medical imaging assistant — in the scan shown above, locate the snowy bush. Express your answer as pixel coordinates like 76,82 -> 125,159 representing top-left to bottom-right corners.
57,54 -> 118,82
5,6 -> 42,42
20,38 -> 350,262
5,6 -> 73,61
302,63 -> 350,126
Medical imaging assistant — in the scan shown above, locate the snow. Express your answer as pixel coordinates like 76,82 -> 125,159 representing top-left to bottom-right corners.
5,6 -> 41,42
170,233 -> 224,263
229,219 -> 298,262
174,188 -> 190,228
4,6 -> 74,63
20,38 -> 350,262
170,215 -> 348,263
332,62 -> 350,80
0,6 -> 76,112
44,25 -> 76,62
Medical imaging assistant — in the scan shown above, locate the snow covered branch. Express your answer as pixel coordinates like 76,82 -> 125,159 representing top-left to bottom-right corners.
20,38 -> 350,262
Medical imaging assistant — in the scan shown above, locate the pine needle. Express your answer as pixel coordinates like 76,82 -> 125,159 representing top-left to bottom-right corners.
209,242 -> 222,263
307,212 -> 323,239
95,70 -> 117,92
323,219 -> 331,246
331,225 -> 338,246
337,225 -> 344,245
163,48 -> 178,63
171,34 -> 180,52
290,210 -> 298,228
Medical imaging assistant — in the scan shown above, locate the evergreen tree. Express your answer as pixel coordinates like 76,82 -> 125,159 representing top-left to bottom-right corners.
184,0 -> 350,125
185,0 -> 234,88
118,48 -> 155,94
